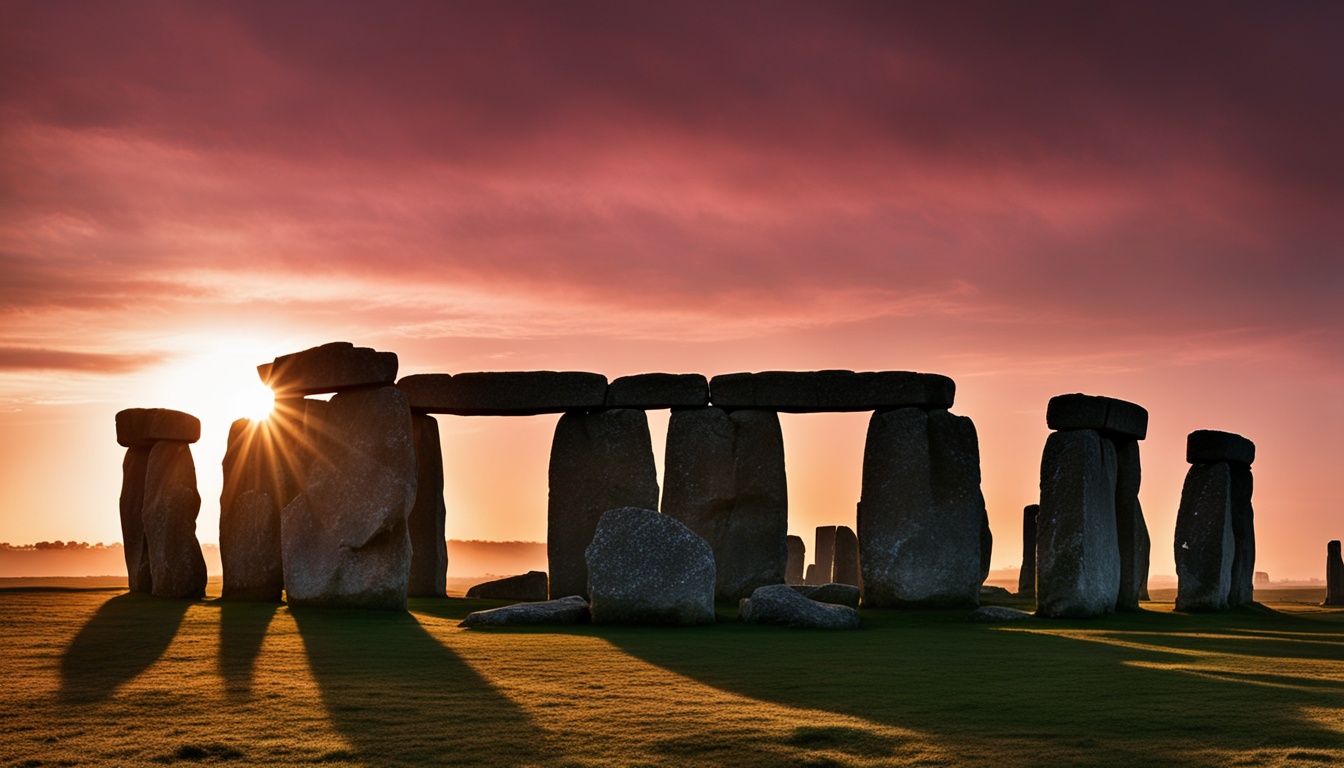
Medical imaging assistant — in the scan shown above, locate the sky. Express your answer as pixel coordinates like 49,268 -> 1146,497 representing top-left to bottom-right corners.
1,1 -> 1341,579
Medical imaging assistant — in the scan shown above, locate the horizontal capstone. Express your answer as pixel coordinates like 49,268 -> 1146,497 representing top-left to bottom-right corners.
258,341 -> 398,395
115,408 -> 201,447
709,370 -> 955,412
1186,430 -> 1255,466
1046,393 -> 1148,439
398,371 -> 608,415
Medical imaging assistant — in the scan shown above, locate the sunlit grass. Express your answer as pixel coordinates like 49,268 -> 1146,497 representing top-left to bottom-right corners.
2,584 -> 1342,766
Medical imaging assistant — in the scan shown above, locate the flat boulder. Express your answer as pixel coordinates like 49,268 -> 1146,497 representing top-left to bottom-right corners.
1046,393 -> 1148,440
259,341 -> 398,396
466,571 -> 549,601
966,606 -> 1033,623
740,585 -> 859,629
460,596 -> 590,628
709,370 -> 955,412
584,507 -> 716,625
398,371 -> 607,415
142,441 -> 207,599
790,583 -> 861,608
1186,430 -> 1255,466
606,373 -> 709,408
116,408 -> 200,447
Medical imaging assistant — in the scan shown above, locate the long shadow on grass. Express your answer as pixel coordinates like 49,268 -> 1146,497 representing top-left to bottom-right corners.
58,592 -> 190,704
215,600 -> 279,700
597,606 -> 1344,767
292,607 -> 549,767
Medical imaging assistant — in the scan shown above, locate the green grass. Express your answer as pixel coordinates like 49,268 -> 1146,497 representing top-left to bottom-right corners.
2,584 -> 1342,767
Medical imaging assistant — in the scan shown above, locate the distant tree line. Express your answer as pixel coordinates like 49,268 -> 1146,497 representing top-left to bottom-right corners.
0,541 -> 120,551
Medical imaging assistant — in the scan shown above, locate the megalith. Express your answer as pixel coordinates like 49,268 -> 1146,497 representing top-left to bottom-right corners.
1017,504 -> 1038,598
1175,430 -> 1254,611
584,507 -> 715,625
1326,541 -> 1344,606
811,526 -> 837,585
832,525 -> 860,587
661,407 -> 787,601
548,409 -> 660,599
466,571 -> 549,601
219,417 -> 298,602
1114,438 -> 1151,609
407,414 -> 448,597
281,385 -> 418,610
1036,429 -> 1120,618
785,535 -> 806,584
859,407 -> 988,608
119,446 -> 153,593
143,440 -> 208,599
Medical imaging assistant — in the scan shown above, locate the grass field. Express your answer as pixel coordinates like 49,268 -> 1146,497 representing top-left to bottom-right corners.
2,584 -> 1341,767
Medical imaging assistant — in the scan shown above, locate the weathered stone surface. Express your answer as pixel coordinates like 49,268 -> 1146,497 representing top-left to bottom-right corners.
258,341 -> 398,396
398,372 -> 607,415
1018,504 -> 1038,598
460,595 -> 590,628
281,385 -> 417,610
115,408 -> 200,448
466,571 -> 549,601
119,446 -> 153,593
859,408 -> 988,608
832,525 -> 860,586
219,418 -> 294,602
785,535 -> 806,584
1036,429 -> 1120,618
1186,429 -> 1255,466
1326,541 -> 1344,606
709,370 -> 955,412
1046,393 -> 1148,440
811,526 -> 836,585
1113,438 -> 1150,610
740,584 -> 859,629
584,507 -> 716,625
661,407 -> 787,601
548,409 -> 660,598
1174,462 -> 1235,612
143,441 -> 206,599
606,373 -> 709,409
966,605 -> 1033,623
407,414 -> 448,597
1227,466 -> 1256,607
790,582 -> 861,608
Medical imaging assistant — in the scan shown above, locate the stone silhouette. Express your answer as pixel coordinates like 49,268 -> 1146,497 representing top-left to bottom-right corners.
466,571 -> 549,601
406,414 -> 448,597
548,409 -> 660,598
219,417 -> 300,602
832,525 -> 860,587
606,373 -> 709,409
1175,430 -> 1255,611
584,507 -> 715,625
709,370 -> 955,412
399,371 -> 608,415
739,584 -> 859,629
811,526 -> 837,585
1326,541 -> 1344,606
785,535 -> 806,584
662,407 -> 787,600
1018,504 -> 1038,598
1113,438 -> 1151,610
119,446 -> 153,593
258,341 -> 398,396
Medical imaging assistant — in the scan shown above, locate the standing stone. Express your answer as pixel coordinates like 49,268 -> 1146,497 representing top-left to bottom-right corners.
219,418 -> 293,601
832,526 -> 860,586
281,385 -> 418,610
1227,466 -> 1256,607
548,409 -> 660,599
1174,462 -> 1235,612
785,535 -> 806,584
119,446 -> 153,593
407,414 -> 448,597
143,441 -> 207,599
1018,504 -> 1038,598
812,526 -> 837,585
859,408 -> 988,608
584,507 -> 715,625
1113,438 -> 1151,610
1326,541 -> 1344,606
661,407 -> 787,601
1036,429 -> 1120,618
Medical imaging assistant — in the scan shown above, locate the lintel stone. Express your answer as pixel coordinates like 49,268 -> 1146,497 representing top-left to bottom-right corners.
398,372 -> 608,415
1046,393 -> 1148,439
709,370 -> 955,412
606,373 -> 709,409
258,341 -> 398,395
116,408 -> 201,447
1186,430 -> 1255,466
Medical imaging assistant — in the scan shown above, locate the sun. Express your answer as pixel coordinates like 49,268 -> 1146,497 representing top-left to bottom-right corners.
149,339 -> 278,428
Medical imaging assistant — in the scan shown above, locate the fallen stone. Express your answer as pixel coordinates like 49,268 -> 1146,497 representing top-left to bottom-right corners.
1113,438 -> 1151,611
790,582 -> 861,608
785,535 -> 806,584
258,341 -> 398,396
832,525 -> 860,586
1227,466 -> 1256,607
1018,504 -> 1038,598
281,385 -> 418,610
980,585 -> 1013,599
740,584 -> 859,629
585,507 -> 716,625
548,409 -> 660,598
709,370 -> 955,412
119,446 -> 153,594
859,408 -> 988,608
398,371 -> 608,416
407,414 -> 448,598
661,407 -> 787,601
466,571 -> 549,601
219,418 -> 291,602
143,441 -> 207,599
460,595 -> 590,628
115,408 -> 200,448
605,373 -> 709,409
1326,541 -> 1344,606
1174,462 -> 1235,612
1036,429 -> 1120,618
812,526 -> 837,585
966,605 -> 1033,623
1045,393 -> 1148,440
1186,429 -> 1255,466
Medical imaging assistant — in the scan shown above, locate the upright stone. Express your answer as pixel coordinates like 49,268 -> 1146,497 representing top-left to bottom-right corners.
1036,429 -> 1120,618
1227,466 -> 1256,607
1174,462 -> 1235,612
1326,541 -> 1344,606
407,414 -> 448,597
548,409 -> 660,598
1018,504 -> 1038,598
1113,438 -> 1151,610
584,507 -> 716,625
785,535 -> 806,584
813,526 -> 837,585
859,408 -> 988,608
832,525 -> 860,586
219,418 -> 293,601
281,385 -> 418,610
143,441 -> 207,599
661,407 -> 787,601
119,446 -> 153,593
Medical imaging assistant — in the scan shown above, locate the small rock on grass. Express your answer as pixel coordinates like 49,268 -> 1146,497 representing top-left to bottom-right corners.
966,605 -> 1033,623
740,584 -> 860,629
459,596 -> 591,628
